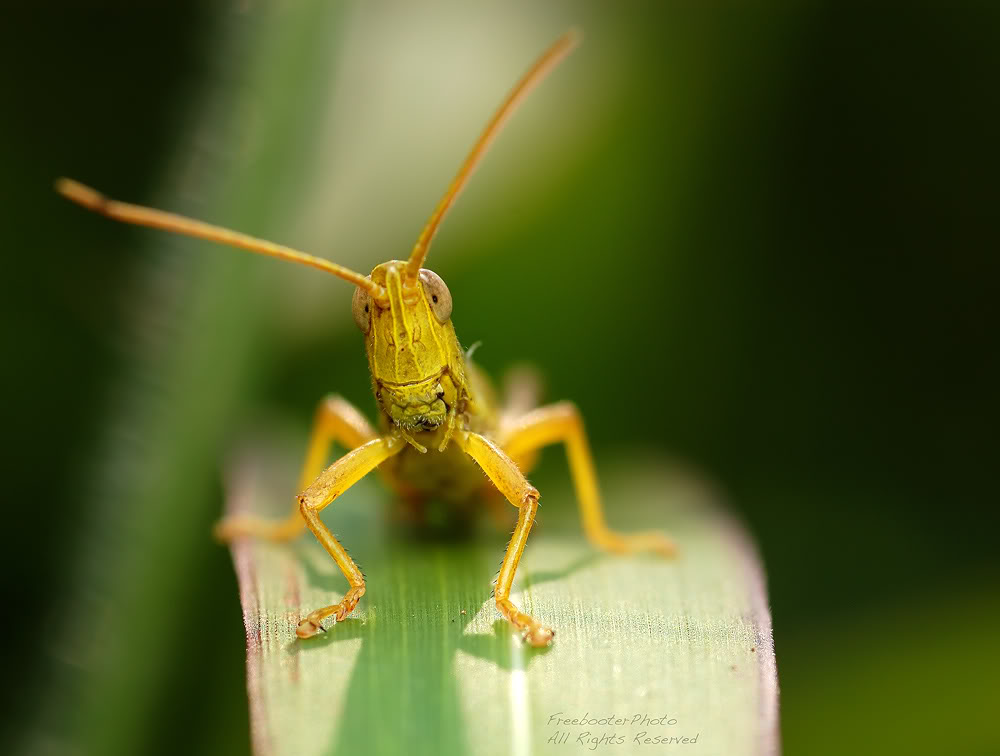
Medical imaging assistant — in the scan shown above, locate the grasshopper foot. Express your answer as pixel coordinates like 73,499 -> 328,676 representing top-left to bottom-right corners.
296,587 -> 364,639
213,514 -> 301,544
592,529 -> 678,559
498,598 -> 554,648
523,623 -> 555,648
643,531 -> 678,558
295,615 -> 328,639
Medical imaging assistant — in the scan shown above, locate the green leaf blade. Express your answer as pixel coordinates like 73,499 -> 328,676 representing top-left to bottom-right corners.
226,440 -> 778,756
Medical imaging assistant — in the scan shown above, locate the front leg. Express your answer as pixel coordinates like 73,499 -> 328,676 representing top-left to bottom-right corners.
500,401 -> 676,557
455,431 -> 554,647
295,433 -> 405,638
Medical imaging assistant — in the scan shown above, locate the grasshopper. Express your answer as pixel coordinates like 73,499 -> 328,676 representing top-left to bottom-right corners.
57,31 -> 675,647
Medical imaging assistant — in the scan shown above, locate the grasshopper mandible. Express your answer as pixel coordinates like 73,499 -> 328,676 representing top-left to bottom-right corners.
56,30 -> 675,647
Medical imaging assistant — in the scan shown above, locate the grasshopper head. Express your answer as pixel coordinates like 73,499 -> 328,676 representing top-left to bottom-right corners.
56,32 -> 578,436
352,262 -> 465,431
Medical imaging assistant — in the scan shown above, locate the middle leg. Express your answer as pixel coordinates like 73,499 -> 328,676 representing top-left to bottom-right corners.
500,401 -> 676,557
214,394 -> 376,542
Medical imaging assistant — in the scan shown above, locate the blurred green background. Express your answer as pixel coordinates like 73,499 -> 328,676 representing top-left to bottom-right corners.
2,2 -> 997,754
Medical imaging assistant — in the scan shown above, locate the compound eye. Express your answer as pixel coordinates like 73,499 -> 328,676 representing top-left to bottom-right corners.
419,268 -> 452,323
351,285 -> 371,333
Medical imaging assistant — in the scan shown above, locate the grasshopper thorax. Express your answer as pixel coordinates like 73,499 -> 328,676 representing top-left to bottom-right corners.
352,261 -> 468,432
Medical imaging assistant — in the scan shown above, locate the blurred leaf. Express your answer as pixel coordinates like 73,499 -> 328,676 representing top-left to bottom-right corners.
780,583 -> 1000,756
224,438 -> 778,756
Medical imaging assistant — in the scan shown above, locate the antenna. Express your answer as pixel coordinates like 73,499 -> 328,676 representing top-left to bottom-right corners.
55,178 -> 385,299
405,29 -> 580,279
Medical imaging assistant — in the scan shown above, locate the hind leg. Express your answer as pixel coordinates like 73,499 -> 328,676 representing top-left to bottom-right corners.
499,364 -> 544,425
497,365 -> 545,474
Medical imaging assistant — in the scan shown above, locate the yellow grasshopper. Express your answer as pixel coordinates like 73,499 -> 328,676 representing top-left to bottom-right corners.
57,31 -> 675,647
